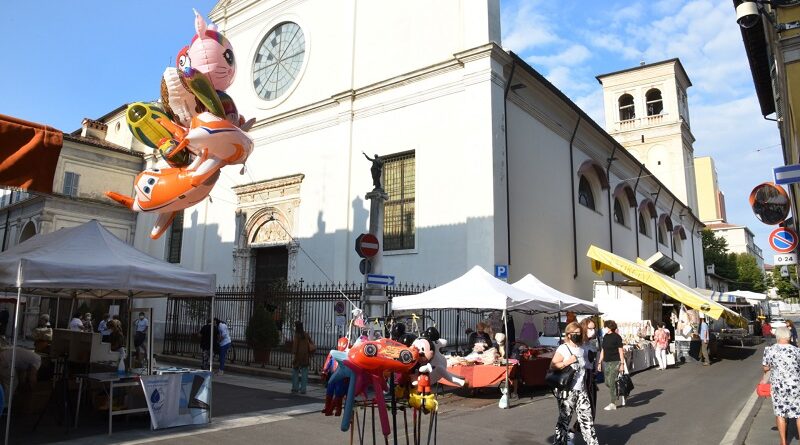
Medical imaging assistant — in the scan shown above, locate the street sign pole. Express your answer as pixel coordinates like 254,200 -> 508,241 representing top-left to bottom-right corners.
363,187 -> 390,330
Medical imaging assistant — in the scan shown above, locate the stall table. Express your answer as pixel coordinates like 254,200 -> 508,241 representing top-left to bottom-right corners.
74,372 -> 149,435
441,363 -> 517,388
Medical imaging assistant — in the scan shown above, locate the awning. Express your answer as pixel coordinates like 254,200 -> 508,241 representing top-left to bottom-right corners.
0,113 -> 63,193
587,245 -> 747,327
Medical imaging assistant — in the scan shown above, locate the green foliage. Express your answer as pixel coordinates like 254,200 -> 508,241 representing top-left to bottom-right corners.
245,304 -> 281,350
701,230 -> 737,280
735,253 -> 766,292
771,265 -> 799,301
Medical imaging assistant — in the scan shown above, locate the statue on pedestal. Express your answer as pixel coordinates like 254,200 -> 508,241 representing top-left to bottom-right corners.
363,152 -> 384,190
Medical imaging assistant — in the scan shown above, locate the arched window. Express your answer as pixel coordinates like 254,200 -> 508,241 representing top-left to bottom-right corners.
672,235 -> 682,255
578,175 -> 595,210
18,221 -> 36,244
614,198 -> 626,226
619,94 -> 635,121
646,88 -> 663,116
658,222 -> 668,246
639,210 -> 650,236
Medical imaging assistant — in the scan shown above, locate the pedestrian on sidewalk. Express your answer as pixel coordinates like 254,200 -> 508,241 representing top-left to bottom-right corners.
761,327 -> 800,445
549,321 -> 599,445
653,322 -> 671,370
579,317 -> 600,419
215,318 -> 231,375
291,321 -> 314,394
598,320 -> 624,411
199,319 -> 213,371
699,314 -> 710,366
786,320 -> 797,347
763,321 -> 773,345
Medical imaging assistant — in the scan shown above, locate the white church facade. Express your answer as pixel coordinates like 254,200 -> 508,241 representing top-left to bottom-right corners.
85,0 -> 706,342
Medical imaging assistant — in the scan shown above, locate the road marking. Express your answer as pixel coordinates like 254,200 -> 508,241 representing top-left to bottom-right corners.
719,388 -> 762,445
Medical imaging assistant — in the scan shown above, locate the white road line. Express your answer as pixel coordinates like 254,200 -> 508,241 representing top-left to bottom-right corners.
719,389 -> 762,445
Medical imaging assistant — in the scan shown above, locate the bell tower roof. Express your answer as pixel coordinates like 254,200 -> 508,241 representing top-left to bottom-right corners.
596,58 -> 692,87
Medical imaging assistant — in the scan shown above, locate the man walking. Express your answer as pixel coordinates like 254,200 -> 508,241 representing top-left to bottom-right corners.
699,314 -> 710,366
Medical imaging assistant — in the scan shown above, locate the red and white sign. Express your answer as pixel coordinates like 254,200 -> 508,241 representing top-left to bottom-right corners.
769,227 -> 799,254
355,233 -> 379,258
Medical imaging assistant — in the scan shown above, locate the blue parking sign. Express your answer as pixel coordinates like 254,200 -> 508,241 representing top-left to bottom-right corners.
494,265 -> 508,279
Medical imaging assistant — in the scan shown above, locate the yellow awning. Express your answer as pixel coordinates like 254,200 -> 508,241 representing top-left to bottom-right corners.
587,245 -> 747,328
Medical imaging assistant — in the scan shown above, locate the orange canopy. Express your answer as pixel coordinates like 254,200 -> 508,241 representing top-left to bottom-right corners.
0,114 -> 62,193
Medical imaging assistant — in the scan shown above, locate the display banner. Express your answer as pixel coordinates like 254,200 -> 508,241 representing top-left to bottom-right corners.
141,371 -> 212,429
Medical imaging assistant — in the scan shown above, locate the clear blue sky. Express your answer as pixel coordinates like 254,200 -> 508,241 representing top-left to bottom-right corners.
0,0 -> 785,262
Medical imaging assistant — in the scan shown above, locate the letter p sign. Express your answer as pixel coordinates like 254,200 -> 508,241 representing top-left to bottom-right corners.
494,265 -> 509,280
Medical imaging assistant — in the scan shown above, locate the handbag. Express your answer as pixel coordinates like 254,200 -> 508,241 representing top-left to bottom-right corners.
545,348 -> 577,390
616,373 -> 634,397
757,371 -> 771,397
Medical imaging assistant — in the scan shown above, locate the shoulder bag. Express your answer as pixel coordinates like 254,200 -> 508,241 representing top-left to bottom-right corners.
545,347 -> 577,390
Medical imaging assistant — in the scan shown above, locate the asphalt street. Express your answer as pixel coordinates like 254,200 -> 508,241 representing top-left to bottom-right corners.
142,344 -> 763,445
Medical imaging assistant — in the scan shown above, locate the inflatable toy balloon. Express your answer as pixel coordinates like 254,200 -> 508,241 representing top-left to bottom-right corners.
157,111 -> 253,187
181,67 -> 226,119
412,336 -> 465,387
347,338 -> 418,374
126,102 -> 174,149
188,9 -> 236,91
106,167 -> 220,239
161,67 -> 198,127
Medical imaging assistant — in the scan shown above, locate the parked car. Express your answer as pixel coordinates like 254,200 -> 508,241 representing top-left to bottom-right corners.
770,317 -> 787,329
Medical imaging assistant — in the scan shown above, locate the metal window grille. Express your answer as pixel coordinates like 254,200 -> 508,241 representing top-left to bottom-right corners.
383,151 -> 415,251
63,172 -> 80,197
578,176 -> 595,210
167,211 -> 184,263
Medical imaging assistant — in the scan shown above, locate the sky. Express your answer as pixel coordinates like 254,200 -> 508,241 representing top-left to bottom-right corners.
0,0 -> 784,261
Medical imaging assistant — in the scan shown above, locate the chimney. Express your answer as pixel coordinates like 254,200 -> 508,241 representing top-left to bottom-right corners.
80,118 -> 108,140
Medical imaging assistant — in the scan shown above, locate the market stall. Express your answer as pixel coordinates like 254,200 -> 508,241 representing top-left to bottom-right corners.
391,266 -> 560,392
0,221 -> 216,444
587,246 -> 747,371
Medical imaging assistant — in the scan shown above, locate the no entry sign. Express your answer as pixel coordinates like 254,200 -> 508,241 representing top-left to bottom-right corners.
355,233 -> 379,258
769,227 -> 799,254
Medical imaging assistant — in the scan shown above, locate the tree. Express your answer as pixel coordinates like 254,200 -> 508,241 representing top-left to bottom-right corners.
735,253 -> 765,292
701,230 -> 737,280
771,265 -> 799,301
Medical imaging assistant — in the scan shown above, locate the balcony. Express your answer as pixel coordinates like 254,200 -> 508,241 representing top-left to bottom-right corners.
613,113 -> 668,132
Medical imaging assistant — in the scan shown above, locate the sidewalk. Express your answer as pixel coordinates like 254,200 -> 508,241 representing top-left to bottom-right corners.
744,393 -> 800,444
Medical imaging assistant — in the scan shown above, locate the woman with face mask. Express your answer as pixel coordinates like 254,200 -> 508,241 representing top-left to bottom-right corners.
579,317 -> 600,419
549,321 -> 599,445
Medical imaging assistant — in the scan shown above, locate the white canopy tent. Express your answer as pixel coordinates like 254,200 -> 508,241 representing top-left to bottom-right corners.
726,290 -> 768,302
511,274 -> 600,314
391,266 -> 561,313
0,220 -> 216,444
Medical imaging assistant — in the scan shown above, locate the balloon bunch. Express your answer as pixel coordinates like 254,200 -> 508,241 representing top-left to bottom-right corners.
322,321 -> 465,444
106,9 -> 255,239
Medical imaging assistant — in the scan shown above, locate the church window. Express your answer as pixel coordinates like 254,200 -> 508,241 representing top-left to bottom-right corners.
658,221 -> 668,246
638,210 -> 649,237
618,94 -> 635,121
383,151 -> 415,251
614,198 -> 626,226
166,211 -> 184,263
646,89 -> 663,116
578,175 -> 595,210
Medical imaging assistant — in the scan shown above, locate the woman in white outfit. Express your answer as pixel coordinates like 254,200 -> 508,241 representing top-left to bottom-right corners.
550,321 -> 599,445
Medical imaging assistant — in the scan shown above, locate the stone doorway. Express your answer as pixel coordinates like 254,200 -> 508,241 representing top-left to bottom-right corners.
253,246 -> 289,294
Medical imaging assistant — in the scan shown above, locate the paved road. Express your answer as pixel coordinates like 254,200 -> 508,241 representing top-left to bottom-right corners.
140,344 -> 763,445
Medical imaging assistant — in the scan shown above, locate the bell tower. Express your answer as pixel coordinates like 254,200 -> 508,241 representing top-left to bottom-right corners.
597,59 -> 698,213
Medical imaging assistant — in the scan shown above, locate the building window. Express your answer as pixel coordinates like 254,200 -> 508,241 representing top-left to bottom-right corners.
658,222 -> 668,246
638,211 -> 649,236
383,151 -> 415,251
672,235 -> 682,255
646,89 -> 663,116
166,211 -> 184,263
63,171 -> 80,197
613,198 -> 626,226
618,94 -> 635,121
578,175 -> 595,210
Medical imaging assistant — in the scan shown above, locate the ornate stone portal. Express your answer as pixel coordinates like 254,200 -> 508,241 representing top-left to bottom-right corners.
232,174 -> 304,287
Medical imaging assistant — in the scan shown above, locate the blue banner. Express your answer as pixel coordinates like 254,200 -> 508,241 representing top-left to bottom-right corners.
141,371 -> 211,429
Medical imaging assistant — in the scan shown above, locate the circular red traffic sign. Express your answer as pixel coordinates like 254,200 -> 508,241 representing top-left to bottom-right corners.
769,227 -> 799,254
355,233 -> 379,258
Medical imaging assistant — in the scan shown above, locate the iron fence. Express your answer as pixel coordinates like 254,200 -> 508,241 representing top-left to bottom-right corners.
163,282 -> 493,373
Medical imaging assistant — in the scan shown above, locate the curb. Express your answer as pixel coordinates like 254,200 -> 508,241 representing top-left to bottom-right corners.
719,386 -> 764,445
155,353 -> 323,384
